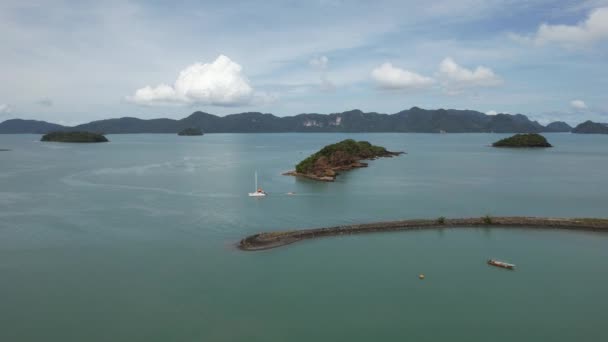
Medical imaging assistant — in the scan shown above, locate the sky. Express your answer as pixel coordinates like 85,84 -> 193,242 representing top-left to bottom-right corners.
1,0 -> 607,126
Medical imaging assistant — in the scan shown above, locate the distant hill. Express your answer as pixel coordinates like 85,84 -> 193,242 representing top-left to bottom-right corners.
0,119 -> 68,134
572,121 -> 608,134
543,121 -> 572,132
0,107 -> 593,134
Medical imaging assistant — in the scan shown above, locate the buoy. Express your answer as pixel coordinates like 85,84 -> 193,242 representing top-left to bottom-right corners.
419,274 -> 425,280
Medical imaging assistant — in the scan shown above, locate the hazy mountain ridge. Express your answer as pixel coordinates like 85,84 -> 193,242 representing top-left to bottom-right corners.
0,107 -> 595,134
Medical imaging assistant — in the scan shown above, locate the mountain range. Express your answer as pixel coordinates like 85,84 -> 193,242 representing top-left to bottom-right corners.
0,107 -> 599,134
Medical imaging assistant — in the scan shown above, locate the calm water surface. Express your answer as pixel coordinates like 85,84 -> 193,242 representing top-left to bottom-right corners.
1,133 -> 607,341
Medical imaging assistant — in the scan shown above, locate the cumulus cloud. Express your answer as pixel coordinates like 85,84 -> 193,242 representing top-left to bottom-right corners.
371,62 -> 435,90
486,110 -> 498,115
570,99 -> 588,109
128,55 -> 254,106
438,57 -> 502,94
0,104 -> 14,114
511,7 -> 608,47
309,56 -> 329,70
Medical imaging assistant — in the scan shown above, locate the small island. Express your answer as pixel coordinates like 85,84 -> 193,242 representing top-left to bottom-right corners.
178,127 -> 204,136
492,133 -> 552,148
284,139 -> 403,181
41,131 -> 108,143
0,149 -> 10,151
572,120 -> 608,134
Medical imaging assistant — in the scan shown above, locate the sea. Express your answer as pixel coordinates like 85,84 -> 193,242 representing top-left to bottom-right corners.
1,133 -> 607,342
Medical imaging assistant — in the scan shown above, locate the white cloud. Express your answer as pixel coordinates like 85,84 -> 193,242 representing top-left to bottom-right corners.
128,55 -> 254,106
486,110 -> 498,115
438,57 -> 502,94
570,99 -> 588,109
371,62 -> 435,90
511,7 -> 608,47
309,56 -> 329,70
0,104 -> 14,114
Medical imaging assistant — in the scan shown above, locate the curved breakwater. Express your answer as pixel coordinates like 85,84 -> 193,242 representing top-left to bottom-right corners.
239,217 -> 608,251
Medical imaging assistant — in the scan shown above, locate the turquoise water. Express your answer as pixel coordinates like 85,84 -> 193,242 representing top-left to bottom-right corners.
1,133 -> 608,341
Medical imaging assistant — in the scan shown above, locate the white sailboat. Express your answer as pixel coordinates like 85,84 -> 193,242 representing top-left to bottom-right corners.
248,171 -> 267,197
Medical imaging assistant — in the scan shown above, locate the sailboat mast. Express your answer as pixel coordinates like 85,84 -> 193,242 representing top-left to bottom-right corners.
255,171 -> 258,190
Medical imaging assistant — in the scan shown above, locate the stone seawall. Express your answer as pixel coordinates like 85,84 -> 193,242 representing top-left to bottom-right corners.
239,217 -> 608,251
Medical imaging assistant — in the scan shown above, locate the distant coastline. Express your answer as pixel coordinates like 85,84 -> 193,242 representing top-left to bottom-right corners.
2,107 -> 604,134
239,217 -> 608,251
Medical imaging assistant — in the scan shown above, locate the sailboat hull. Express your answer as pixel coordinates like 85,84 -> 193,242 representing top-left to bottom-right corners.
248,192 -> 267,197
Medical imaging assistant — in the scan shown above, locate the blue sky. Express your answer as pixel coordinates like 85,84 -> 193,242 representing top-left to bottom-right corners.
1,0 -> 607,125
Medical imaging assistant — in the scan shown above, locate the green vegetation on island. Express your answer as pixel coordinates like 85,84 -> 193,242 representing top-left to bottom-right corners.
178,127 -> 204,136
492,133 -> 552,148
41,131 -> 108,143
285,139 -> 403,181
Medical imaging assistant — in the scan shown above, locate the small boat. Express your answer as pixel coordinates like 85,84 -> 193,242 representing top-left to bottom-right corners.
487,259 -> 515,270
248,171 -> 267,197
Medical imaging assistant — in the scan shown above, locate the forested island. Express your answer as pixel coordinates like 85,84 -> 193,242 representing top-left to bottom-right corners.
284,139 -> 403,181
572,121 -> 608,134
178,127 -> 203,136
492,133 -> 552,148
41,131 -> 109,143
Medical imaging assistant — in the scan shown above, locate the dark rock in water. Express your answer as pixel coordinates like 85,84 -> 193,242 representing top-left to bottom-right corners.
572,121 -> 608,134
284,139 -> 403,181
178,127 -> 204,136
0,149 -> 10,151
41,131 -> 108,143
543,121 -> 572,132
492,133 -> 552,148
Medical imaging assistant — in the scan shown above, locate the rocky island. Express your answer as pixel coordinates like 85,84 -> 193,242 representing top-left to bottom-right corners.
284,139 -> 403,181
41,131 -> 109,143
492,133 -> 552,148
178,127 -> 204,136
572,120 -> 608,134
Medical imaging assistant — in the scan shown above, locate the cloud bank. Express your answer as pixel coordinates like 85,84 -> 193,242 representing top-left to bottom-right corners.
128,55 -> 254,106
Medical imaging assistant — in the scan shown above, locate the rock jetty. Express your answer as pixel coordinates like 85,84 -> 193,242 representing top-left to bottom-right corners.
239,217 -> 608,251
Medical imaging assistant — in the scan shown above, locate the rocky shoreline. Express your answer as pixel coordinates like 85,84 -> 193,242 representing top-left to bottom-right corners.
239,217 -> 608,251
283,160 -> 374,182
